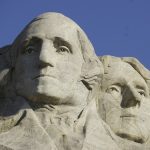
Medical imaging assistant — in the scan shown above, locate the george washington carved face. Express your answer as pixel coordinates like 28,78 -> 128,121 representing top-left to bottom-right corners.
12,13 -> 102,106
13,13 -> 86,105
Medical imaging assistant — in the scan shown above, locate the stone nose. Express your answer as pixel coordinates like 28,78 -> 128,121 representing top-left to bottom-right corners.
121,85 -> 141,108
39,40 -> 56,68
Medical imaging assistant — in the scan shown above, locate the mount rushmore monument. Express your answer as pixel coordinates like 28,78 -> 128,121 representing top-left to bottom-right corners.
0,12 -> 150,150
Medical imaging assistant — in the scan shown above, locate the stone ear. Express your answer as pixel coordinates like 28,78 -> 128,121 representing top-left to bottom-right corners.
0,45 -> 12,81
81,58 -> 103,90
0,45 -> 12,66
77,30 -> 103,90
0,45 -> 12,96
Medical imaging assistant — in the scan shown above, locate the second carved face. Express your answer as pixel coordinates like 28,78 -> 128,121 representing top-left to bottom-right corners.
98,58 -> 150,143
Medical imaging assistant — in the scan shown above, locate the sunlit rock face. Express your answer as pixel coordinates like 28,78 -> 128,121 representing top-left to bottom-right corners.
98,55 -> 150,150
0,12 -> 121,150
1,12 -> 150,150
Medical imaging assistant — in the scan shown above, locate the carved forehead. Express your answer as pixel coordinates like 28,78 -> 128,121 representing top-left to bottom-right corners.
107,61 -> 139,74
20,13 -> 79,41
100,56 -> 149,81
104,61 -> 147,85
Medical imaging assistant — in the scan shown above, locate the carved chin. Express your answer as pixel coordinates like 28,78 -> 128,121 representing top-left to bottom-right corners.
115,124 -> 148,144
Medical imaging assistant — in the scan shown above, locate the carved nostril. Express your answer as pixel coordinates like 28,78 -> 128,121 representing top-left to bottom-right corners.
38,61 -> 54,68
121,85 -> 142,108
121,97 -> 141,108
134,98 -> 141,107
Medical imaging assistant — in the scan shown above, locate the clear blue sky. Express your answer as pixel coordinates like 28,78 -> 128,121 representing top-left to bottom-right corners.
0,0 -> 150,68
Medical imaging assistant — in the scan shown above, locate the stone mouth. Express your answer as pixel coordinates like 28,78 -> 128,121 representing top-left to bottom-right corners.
32,74 -> 56,80
120,114 -> 137,118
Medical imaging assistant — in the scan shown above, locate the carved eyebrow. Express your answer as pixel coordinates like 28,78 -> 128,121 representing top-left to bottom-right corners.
53,37 -> 72,53
20,37 -> 42,54
112,82 -> 124,87
21,37 -> 41,47
135,85 -> 147,93
26,37 -> 42,45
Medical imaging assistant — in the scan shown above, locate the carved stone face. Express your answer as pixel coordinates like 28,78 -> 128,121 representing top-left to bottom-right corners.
13,17 -> 86,105
98,61 -> 150,143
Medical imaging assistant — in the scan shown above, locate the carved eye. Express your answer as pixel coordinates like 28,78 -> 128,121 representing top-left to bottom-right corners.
108,86 -> 120,92
25,46 -> 36,54
57,46 -> 70,54
107,85 -> 122,99
138,90 -> 145,97
109,87 -> 118,92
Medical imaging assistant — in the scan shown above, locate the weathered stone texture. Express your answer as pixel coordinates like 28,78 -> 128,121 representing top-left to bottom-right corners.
0,12 -> 150,150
